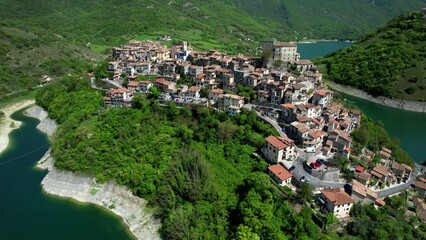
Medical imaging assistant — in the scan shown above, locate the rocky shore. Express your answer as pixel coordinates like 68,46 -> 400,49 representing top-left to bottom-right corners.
0,100 -> 36,154
26,105 -> 161,240
327,82 -> 426,113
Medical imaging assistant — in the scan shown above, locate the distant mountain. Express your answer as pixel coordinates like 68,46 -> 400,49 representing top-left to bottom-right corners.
318,12 -> 426,101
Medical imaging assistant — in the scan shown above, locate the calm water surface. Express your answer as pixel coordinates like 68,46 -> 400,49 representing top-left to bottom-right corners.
297,41 -> 352,60
0,109 -> 134,240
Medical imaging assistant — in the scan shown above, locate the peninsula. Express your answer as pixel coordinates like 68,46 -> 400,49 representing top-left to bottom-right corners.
35,35 -> 425,239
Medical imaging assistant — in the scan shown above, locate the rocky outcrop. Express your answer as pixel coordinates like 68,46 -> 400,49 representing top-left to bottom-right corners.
25,105 -> 57,137
38,154 -> 161,240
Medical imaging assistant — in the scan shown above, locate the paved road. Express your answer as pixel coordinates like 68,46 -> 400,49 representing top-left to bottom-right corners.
243,104 -> 287,137
102,78 -> 123,88
291,157 -> 346,189
375,166 -> 422,198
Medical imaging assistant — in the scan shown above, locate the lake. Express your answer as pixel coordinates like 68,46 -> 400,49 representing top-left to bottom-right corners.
297,41 -> 352,60
0,109 -> 134,240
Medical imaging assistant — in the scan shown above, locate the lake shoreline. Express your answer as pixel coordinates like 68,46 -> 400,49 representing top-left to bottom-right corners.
0,100 -> 36,154
295,39 -> 354,44
326,81 -> 426,113
25,105 -> 161,240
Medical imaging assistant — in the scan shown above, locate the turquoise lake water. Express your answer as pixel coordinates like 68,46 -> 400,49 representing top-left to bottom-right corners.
0,109 -> 135,240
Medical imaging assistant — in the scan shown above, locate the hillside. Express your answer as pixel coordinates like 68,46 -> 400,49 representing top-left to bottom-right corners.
0,22 -> 97,98
0,0 -> 424,49
318,12 -> 426,101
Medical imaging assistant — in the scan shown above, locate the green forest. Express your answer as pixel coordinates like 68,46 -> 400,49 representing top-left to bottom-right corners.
35,78 -> 425,239
318,12 -> 426,101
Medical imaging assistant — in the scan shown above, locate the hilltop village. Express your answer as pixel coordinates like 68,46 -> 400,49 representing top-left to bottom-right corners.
95,39 -> 425,222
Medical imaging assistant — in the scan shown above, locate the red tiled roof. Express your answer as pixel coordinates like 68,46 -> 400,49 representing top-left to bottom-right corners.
321,188 -> 354,206
265,136 -> 288,150
308,130 -> 324,139
210,89 -> 224,94
128,81 -> 139,87
281,103 -> 295,109
268,164 -> 293,181
415,180 -> 426,190
188,86 -> 201,92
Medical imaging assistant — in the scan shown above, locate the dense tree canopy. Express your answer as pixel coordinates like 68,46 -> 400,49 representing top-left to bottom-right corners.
319,12 -> 426,101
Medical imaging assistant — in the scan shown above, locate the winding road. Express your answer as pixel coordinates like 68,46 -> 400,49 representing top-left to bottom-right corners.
246,103 -> 422,196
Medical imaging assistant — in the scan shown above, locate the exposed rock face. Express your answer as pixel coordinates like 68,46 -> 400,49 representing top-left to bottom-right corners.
27,105 -> 161,240
25,105 -> 57,137
38,154 -> 161,240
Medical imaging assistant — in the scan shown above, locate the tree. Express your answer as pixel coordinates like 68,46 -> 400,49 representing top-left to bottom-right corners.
235,225 -> 261,240
296,183 -> 314,203
324,213 -> 338,230
272,60 -> 284,69
148,86 -> 160,98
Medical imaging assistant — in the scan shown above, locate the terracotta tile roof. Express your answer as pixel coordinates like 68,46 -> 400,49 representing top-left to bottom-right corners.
188,86 -> 201,92
281,103 -> 295,108
128,81 -> 139,87
381,147 -> 392,154
268,164 -> 293,181
295,60 -> 313,65
415,180 -> 426,190
375,198 -> 386,206
372,165 -> 390,178
291,121 -> 310,134
321,188 -> 354,206
351,179 -> 377,199
402,164 -> 413,173
314,89 -> 332,97
210,89 -> 224,94
356,172 -> 371,182
155,78 -> 172,85
308,130 -> 324,139
379,150 -> 391,159
139,81 -> 152,84
265,136 -> 288,150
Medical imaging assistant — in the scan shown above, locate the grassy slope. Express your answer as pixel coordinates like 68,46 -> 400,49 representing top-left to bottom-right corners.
318,12 -> 426,101
0,22 -> 98,98
0,0 -> 424,44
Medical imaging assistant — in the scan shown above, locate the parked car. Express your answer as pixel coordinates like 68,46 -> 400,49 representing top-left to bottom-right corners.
310,162 -> 317,169
318,159 -> 327,164
314,162 -> 321,168
289,166 -> 295,171
300,176 -> 306,182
